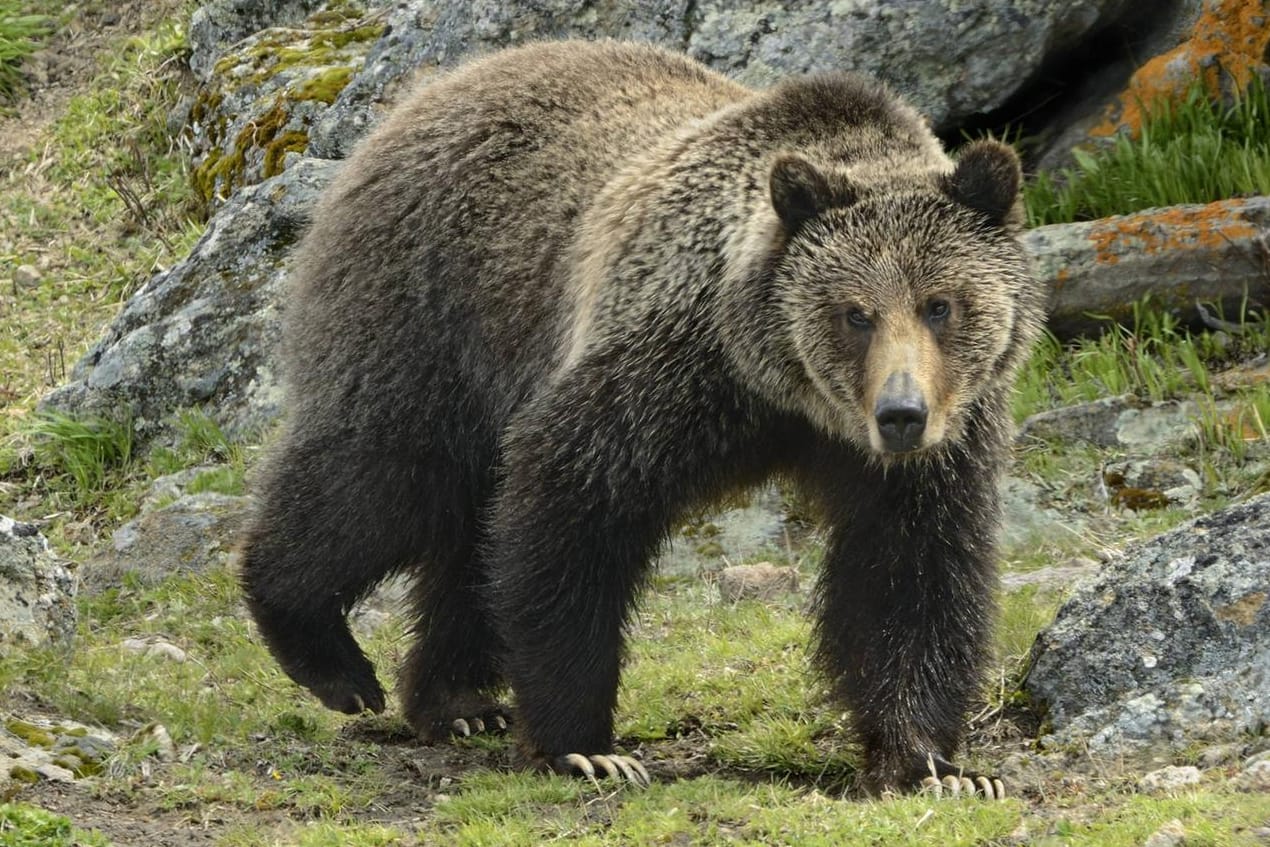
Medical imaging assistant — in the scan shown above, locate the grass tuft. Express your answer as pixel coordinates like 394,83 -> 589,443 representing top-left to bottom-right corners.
25,410 -> 135,498
0,3 -> 51,104
0,802 -> 110,846
1026,76 -> 1270,226
1012,297 -> 1268,423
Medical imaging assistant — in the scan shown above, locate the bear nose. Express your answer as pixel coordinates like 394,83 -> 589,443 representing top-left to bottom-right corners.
874,373 -> 928,453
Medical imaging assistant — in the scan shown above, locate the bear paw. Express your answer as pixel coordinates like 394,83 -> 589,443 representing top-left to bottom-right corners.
309,675 -> 386,716
550,753 -> 650,787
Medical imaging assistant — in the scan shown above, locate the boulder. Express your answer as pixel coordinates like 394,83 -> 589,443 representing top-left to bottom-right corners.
197,0 -> 1151,167
687,0 -> 1136,130
1024,493 -> 1270,754
83,493 -> 250,592
1,716 -> 117,785
0,517 -> 76,652
40,156 -> 341,442
188,0 -> 331,79
1017,396 -> 1208,450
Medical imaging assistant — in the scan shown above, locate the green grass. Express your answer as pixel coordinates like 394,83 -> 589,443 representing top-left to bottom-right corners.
0,3 -> 51,103
1013,299 -> 1269,423
1025,77 -> 1270,226
0,803 -> 110,846
0,3 -> 203,415
24,411 -> 135,498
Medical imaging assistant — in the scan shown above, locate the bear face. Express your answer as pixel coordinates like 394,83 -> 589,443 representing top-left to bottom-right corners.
768,142 -> 1032,457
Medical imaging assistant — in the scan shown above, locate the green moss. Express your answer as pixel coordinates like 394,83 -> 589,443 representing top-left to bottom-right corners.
309,0 -> 368,25
291,65 -> 355,103
194,100 -> 294,201
6,718 -> 56,747
312,23 -> 384,50
262,129 -> 308,178
7,765 -> 39,784
191,146 -> 237,205
227,21 -> 384,81
188,88 -> 223,133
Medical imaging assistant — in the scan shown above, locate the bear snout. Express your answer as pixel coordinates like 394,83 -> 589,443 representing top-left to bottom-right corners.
873,372 -> 928,453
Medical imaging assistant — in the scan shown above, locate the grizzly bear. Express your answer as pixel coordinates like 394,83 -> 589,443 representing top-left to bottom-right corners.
238,39 -> 1044,797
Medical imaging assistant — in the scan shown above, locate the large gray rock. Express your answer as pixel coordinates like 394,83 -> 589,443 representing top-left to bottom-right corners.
1018,396 -> 1208,450
311,0 -> 1138,158
40,156 -> 341,441
188,0 -> 330,79
1024,493 -> 1270,754
688,0 -> 1135,127
84,493 -> 250,591
0,517 -> 76,652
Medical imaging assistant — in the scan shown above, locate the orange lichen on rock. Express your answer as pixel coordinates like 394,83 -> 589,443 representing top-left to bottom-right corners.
1086,198 -> 1260,265
1091,0 -> 1270,137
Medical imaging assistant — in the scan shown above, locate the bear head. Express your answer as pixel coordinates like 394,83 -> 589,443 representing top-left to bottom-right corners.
767,139 -> 1041,458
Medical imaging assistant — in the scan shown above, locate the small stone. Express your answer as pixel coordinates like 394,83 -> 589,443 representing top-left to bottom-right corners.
137,724 -> 177,762
717,563 -> 799,602
122,637 -> 188,663
34,761 -> 76,783
1235,759 -> 1270,792
1102,459 -> 1201,510
1001,557 -> 1098,591
13,264 -> 41,288
1142,818 -> 1186,847
1138,765 -> 1201,794
1196,742 -> 1243,769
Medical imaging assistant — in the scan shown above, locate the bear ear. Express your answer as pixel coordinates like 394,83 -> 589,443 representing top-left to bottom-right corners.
943,139 -> 1023,229
769,155 -> 853,233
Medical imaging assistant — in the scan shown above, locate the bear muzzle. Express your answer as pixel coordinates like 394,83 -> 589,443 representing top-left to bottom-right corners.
873,372 -> 928,453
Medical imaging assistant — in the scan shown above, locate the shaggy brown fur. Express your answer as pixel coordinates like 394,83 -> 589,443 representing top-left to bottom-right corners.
238,40 -> 1045,794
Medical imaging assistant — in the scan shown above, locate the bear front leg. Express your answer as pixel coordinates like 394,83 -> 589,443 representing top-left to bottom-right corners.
484,367 -> 752,787
484,435 -> 662,786
810,445 -> 1006,799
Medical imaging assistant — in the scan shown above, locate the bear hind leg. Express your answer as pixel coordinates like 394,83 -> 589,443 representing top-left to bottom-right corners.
240,441 -> 437,716
399,529 -> 511,742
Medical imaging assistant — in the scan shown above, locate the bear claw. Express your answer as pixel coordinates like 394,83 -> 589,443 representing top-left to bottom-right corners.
450,715 -> 509,738
920,774 -> 1005,800
553,753 -> 650,787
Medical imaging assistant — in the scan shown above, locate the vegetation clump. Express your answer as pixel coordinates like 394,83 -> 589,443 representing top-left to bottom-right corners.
1025,77 -> 1270,226
0,2 -> 50,104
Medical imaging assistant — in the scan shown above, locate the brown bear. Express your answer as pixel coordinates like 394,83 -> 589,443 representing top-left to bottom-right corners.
238,39 -> 1045,796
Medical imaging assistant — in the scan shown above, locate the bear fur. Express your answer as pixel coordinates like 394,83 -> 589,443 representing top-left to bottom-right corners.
238,39 -> 1045,794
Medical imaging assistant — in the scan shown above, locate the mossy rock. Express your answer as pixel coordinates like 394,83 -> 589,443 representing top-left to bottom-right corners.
187,7 -> 386,208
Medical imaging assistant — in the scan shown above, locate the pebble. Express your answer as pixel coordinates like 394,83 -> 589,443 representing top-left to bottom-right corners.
1142,818 -> 1186,847
717,562 -> 799,602
122,637 -> 188,663
13,264 -> 41,288
1138,765 -> 1201,794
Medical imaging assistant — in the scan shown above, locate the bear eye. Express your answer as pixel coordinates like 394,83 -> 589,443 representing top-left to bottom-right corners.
926,299 -> 951,323
842,307 -> 872,330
